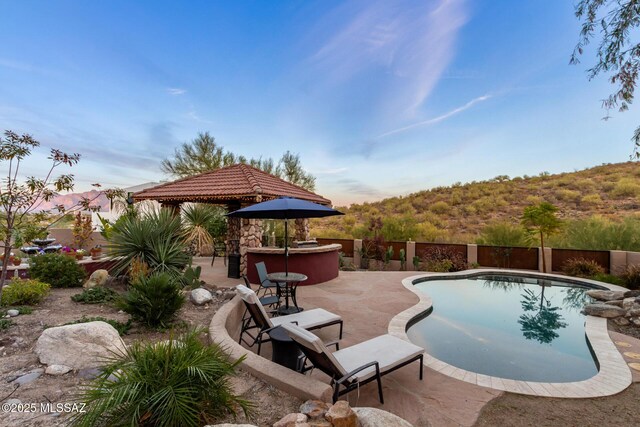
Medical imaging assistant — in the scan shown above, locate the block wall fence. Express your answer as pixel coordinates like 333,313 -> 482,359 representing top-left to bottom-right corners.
316,238 -> 636,274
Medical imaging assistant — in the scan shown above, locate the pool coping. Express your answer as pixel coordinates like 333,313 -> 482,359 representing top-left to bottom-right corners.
388,269 -> 633,398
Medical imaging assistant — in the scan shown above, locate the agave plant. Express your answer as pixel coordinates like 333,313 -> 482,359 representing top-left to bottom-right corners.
108,208 -> 190,278
71,329 -> 252,427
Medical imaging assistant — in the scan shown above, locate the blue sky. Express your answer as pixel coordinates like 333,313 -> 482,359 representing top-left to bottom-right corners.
0,0 -> 637,206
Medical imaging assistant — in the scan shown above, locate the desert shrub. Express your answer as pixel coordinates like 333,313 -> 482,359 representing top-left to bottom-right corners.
555,189 -> 581,202
0,278 -> 50,306
421,247 -> 467,272
551,216 -> 640,251
182,204 -> 227,255
118,273 -> 185,328
476,222 -> 528,247
0,319 -> 12,330
71,287 -> 119,304
620,265 -> 640,290
60,316 -> 132,336
29,253 -> 86,288
72,329 -> 251,427
429,201 -> 450,215
581,193 -> 602,206
109,208 -> 191,279
561,258 -> 605,278
611,178 -> 640,198
525,195 -> 544,205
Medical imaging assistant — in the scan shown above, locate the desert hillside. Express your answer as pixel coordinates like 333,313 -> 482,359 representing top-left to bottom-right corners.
311,162 -> 640,243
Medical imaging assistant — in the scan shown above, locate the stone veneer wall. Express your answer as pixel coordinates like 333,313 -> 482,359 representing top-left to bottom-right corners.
239,218 -> 263,276
294,218 -> 310,241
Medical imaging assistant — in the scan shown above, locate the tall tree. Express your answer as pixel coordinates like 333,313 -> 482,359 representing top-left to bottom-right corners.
0,130 -> 120,300
521,202 -> 563,273
571,0 -> 640,155
161,133 -> 316,191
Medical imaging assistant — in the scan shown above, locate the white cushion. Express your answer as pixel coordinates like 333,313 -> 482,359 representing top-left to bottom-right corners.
280,323 -> 347,376
333,335 -> 424,382
235,284 -> 274,327
270,308 -> 342,330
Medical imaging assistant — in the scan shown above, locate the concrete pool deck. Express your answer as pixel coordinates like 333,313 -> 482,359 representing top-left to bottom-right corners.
197,259 -> 639,426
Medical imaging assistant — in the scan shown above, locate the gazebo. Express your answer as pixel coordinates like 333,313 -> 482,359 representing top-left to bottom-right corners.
132,163 -> 332,276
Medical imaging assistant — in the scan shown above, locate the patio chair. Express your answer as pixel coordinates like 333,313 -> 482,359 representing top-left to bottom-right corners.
280,322 -> 424,404
235,284 -> 343,355
255,261 -> 279,297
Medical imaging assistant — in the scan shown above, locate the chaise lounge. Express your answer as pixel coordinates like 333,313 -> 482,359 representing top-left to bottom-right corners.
235,284 -> 343,355
281,322 -> 424,403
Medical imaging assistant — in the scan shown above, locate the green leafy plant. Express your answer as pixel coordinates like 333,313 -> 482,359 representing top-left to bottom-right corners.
0,319 -> 12,330
29,253 -> 86,288
621,265 -> 640,290
71,287 -> 119,304
71,329 -> 252,427
58,316 -> 132,336
0,278 -> 50,306
412,255 -> 421,270
384,246 -> 394,266
561,257 -> 605,278
521,202 -> 562,273
118,273 -> 185,329
108,209 -> 191,279
399,248 -> 406,271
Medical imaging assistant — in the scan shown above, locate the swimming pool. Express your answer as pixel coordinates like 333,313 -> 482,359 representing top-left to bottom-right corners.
406,273 -> 600,383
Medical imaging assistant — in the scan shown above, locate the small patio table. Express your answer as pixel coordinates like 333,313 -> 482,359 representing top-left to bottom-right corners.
267,325 -> 304,371
266,272 -> 307,315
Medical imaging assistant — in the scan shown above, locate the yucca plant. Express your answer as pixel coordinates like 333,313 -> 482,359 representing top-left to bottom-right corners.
181,204 -> 227,255
71,329 -> 252,427
108,208 -> 190,278
117,273 -> 185,328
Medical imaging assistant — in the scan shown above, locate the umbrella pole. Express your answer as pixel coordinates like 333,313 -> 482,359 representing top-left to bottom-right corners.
284,219 -> 288,276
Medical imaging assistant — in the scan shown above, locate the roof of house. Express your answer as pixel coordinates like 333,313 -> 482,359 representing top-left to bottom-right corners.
132,163 -> 331,205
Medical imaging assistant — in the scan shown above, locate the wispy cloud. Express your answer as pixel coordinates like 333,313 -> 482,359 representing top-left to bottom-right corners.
335,177 -> 388,197
309,0 -> 468,117
313,167 -> 348,175
377,94 -> 492,138
167,88 -> 186,95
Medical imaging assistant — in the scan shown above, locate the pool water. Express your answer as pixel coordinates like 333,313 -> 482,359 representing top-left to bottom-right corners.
406,274 -> 599,382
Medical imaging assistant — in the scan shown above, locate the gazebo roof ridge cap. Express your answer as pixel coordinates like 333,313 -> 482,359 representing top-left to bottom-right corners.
240,163 -> 263,195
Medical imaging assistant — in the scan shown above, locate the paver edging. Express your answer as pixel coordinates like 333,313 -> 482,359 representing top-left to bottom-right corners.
388,268 -> 633,398
209,295 -> 333,401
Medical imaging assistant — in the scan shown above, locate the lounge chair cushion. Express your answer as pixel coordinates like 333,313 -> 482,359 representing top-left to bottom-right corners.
235,284 -> 274,328
333,335 -> 424,382
270,308 -> 342,330
280,322 -> 347,376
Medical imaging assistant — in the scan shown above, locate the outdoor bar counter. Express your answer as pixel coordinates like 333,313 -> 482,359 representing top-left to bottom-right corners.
246,243 -> 341,286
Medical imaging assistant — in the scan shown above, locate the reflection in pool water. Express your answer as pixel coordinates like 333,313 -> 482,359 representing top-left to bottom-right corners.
406,274 -> 598,382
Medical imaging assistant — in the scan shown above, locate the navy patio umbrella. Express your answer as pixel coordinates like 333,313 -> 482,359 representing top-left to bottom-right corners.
227,197 -> 343,275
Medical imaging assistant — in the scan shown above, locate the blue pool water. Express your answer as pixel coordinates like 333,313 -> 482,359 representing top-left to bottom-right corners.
406,274 -> 600,382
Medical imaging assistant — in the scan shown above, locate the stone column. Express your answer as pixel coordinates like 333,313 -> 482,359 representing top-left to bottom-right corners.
239,218 -> 263,276
226,202 -> 241,255
467,244 -> 478,267
354,239 -> 362,269
294,218 -> 310,241
610,250 -> 627,275
160,202 -> 181,216
539,247 -> 552,273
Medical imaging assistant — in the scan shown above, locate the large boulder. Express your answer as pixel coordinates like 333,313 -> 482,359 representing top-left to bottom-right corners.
191,288 -> 213,305
83,269 -> 110,289
583,303 -> 627,318
586,290 -> 626,302
35,321 -> 126,369
353,407 -> 413,427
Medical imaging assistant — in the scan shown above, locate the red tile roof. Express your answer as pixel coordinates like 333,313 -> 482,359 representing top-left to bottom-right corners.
132,164 -> 331,205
